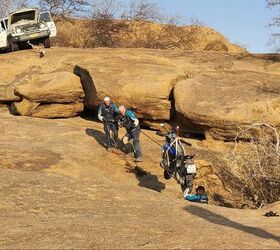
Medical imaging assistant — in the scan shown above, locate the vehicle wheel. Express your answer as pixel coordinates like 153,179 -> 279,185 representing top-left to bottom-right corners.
43,37 -> 51,48
164,170 -> 172,180
181,177 -> 193,193
8,39 -> 19,52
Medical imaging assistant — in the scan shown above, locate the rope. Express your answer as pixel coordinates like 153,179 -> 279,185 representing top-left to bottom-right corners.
141,130 -> 163,148
110,149 -> 136,169
104,122 -> 137,168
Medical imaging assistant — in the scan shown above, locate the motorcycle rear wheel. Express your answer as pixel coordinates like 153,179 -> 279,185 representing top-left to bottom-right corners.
163,170 -> 172,180
181,177 -> 194,193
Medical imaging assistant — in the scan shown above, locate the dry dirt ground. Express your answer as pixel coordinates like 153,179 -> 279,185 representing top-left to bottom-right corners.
0,104 -> 279,249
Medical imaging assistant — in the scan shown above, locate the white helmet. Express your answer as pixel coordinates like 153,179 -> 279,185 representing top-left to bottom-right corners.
104,96 -> 110,102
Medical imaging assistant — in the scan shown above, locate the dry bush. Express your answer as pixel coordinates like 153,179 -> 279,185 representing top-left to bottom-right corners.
48,0 -> 244,52
224,123 -> 280,207
53,18 -> 201,50
52,18 -> 93,48
87,0 -> 130,48
204,40 -> 229,52
267,0 -> 280,51
39,0 -> 90,18
0,0 -> 28,18
50,0 -> 204,50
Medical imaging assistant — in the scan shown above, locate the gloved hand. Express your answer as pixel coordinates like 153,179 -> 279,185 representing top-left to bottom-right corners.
118,121 -> 123,128
122,136 -> 129,144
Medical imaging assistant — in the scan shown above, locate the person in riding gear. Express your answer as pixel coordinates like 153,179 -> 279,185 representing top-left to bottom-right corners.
118,105 -> 143,162
98,96 -> 119,151
184,186 -> 208,204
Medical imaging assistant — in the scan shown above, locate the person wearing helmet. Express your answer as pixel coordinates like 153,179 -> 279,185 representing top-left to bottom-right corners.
98,96 -> 119,151
118,105 -> 143,162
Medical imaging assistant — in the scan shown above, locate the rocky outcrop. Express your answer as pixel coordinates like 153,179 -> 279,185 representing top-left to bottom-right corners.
0,83 -> 21,102
12,71 -> 85,118
14,71 -> 84,103
174,70 -> 280,140
1,107 -> 280,249
0,66 -> 42,102
1,48 -> 280,140
74,52 -> 181,120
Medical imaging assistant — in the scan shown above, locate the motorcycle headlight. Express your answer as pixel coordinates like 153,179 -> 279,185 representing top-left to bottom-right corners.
16,28 -> 22,34
40,23 -> 46,29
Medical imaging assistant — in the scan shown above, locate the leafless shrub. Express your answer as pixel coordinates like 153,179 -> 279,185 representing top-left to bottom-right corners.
0,0 -> 29,18
224,123 -> 280,207
51,0 -> 202,50
153,22 -> 200,50
123,0 -> 162,22
39,0 -> 90,19
87,0 -> 129,47
87,0 -> 167,48
267,0 -> 280,51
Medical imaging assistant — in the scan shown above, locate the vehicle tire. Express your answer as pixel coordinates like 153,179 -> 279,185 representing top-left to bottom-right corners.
43,37 -> 51,48
164,170 -> 172,180
181,177 -> 193,193
8,39 -> 19,52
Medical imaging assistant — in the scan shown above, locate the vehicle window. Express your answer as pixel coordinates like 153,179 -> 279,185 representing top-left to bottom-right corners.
11,10 -> 36,25
4,19 -> 8,29
1,21 -> 6,30
39,12 -> 52,23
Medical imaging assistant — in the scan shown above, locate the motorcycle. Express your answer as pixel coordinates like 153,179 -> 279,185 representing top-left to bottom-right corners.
158,125 -> 197,192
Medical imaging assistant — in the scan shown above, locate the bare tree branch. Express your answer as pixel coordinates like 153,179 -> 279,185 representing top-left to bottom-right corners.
267,0 -> 280,50
225,121 -> 280,206
39,0 -> 89,18
0,0 -> 29,18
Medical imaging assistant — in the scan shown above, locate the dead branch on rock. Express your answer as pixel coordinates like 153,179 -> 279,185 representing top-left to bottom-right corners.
233,122 -> 280,156
225,122 -> 280,207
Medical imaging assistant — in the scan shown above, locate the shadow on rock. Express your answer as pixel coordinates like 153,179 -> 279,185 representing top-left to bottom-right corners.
185,205 -> 280,244
85,128 -> 107,149
126,165 -> 166,193
212,193 -> 235,208
80,109 -> 99,122
86,128 -> 165,193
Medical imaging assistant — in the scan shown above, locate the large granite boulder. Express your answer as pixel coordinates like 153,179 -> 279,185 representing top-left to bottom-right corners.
12,99 -> 84,118
174,70 -> 280,140
12,71 -> 85,118
0,83 -> 21,102
74,50 -> 184,120
14,71 -> 84,103
0,66 -> 42,102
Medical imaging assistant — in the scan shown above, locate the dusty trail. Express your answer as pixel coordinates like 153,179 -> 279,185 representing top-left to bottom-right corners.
0,106 -> 279,249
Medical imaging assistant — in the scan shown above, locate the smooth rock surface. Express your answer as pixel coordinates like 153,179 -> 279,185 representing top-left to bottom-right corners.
0,107 -> 279,249
175,70 -> 280,140
14,71 -> 85,103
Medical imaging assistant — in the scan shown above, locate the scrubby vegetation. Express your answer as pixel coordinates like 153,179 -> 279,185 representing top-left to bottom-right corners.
0,0 -> 245,52
224,123 -> 280,208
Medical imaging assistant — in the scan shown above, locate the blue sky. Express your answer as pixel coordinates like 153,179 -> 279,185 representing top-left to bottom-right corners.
158,0 -> 279,53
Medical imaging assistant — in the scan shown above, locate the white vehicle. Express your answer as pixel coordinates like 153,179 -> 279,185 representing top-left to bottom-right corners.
0,18 -> 8,50
0,8 -> 56,52
39,11 -> 57,38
